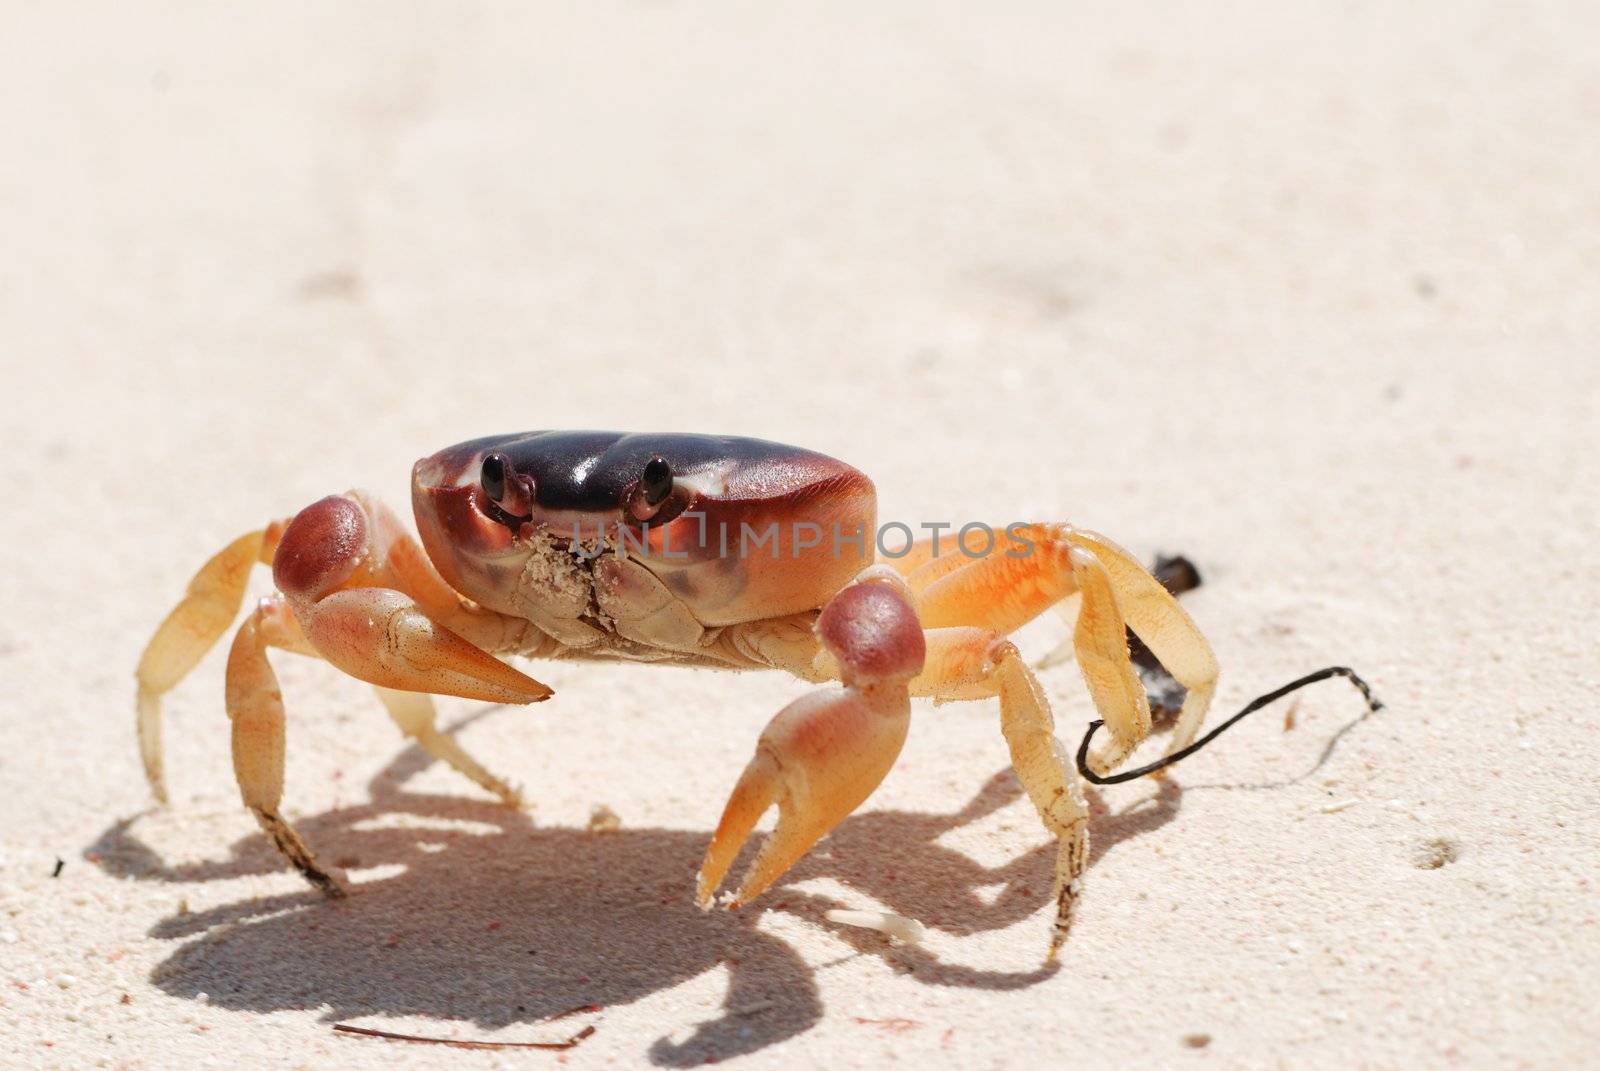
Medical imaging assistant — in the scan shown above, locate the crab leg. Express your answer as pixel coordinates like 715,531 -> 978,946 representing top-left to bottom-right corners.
1068,531 -> 1218,757
909,527 -> 1147,772
373,687 -> 523,807
220,590 -> 526,806
988,640 -> 1089,960
225,593 -> 344,894
697,576 -> 926,909
881,522 -> 1030,598
139,491 -> 549,893
900,627 -> 1089,960
914,523 -> 1073,634
233,495 -> 552,892
136,526 -> 285,802
225,590 -> 519,888
135,494 -> 542,800
1065,546 -> 1154,774
912,525 -> 1217,768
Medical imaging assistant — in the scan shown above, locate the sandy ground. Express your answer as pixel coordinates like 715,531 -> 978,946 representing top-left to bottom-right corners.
3,4 -> 1597,1069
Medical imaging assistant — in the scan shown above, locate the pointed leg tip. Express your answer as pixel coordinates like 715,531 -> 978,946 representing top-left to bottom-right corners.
309,863 -> 351,899
487,781 -> 525,808
143,770 -> 170,805
693,873 -> 746,912
1045,927 -> 1069,964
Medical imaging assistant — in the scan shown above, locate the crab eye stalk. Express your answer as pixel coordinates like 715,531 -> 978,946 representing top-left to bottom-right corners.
478,452 -> 533,525
480,453 -> 509,503
642,456 -> 673,506
624,455 -> 680,523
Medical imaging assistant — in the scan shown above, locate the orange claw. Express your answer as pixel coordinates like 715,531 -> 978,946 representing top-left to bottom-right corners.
296,588 -> 552,704
697,576 -> 924,909
696,686 -> 912,908
273,493 -> 552,706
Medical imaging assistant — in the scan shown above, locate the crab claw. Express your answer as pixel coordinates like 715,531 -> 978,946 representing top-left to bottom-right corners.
299,588 -> 552,705
697,578 -> 925,909
696,686 -> 912,908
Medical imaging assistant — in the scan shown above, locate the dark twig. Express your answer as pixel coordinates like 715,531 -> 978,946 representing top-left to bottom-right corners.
332,1006 -> 600,1050
1076,666 -> 1383,785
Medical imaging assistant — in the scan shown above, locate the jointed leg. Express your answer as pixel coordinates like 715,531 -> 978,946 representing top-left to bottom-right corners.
907,526 -> 1150,773
989,642 -> 1088,960
1067,547 -> 1153,774
228,600 -> 528,893
704,524 -> 1214,955
1069,532 -> 1217,756
907,628 -> 1088,959
139,492 -> 551,893
225,592 -> 343,894
374,688 -> 523,807
235,594 -> 526,807
914,524 -> 1074,632
908,524 -> 1216,771
137,527 -> 284,801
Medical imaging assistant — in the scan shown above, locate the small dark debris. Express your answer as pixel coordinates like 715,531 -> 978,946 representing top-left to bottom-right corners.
1151,554 -> 1202,595
296,268 -> 364,302
1413,275 -> 1437,299
51,858 -> 64,878
1412,837 -> 1460,870
1183,1032 -> 1212,1049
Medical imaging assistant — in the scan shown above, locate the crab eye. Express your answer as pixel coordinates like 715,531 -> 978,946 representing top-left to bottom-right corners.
641,456 -> 673,506
480,453 -> 508,502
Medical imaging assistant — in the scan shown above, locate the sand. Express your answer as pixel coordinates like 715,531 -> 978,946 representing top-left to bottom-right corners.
2,4 -> 1596,1069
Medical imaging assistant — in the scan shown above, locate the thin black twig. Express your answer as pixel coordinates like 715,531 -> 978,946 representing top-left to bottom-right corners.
332,1004 -> 601,1050
1076,666 -> 1383,785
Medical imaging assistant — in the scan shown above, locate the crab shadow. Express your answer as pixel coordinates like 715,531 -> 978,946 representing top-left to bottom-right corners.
89,718 -> 1180,1066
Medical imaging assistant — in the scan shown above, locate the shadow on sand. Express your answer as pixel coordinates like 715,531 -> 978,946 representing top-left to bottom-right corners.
90,716 -> 1180,1065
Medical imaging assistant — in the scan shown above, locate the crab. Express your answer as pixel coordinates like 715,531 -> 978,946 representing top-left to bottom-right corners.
137,431 -> 1218,956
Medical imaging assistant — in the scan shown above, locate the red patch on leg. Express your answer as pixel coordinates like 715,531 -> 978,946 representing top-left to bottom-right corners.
272,495 -> 367,599
817,582 -> 925,684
